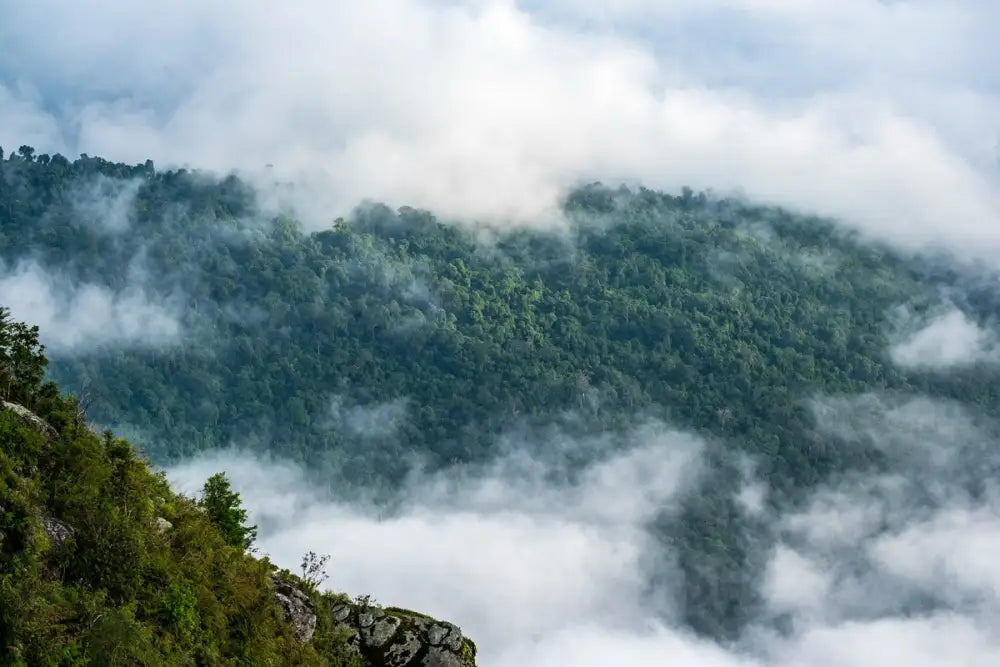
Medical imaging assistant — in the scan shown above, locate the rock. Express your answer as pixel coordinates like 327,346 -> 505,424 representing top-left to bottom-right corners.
362,615 -> 401,648
271,579 -> 317,644
423,646 -> 468,667
41,516 -> 74,550
328,601 -> 476,667
1,401 -> 57,442
427,624 -> 450,646
383,630 -> 422,666
423,623 -> 464,653
438,624 -> 463,652
332,603 -> 352,623
155,517 -> 173,534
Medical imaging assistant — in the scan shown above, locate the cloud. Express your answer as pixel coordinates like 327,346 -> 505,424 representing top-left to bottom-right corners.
167,424 -> 705,659
323,395 -> 410,438
166,398 -> 1000,665
1,1 -> 998,261
890,307 -> 999,369
69,174 -> 143,233
0,83 -> 64,154
0,260 -> 182,353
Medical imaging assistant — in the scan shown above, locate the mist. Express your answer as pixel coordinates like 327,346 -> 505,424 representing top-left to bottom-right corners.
2,1 -> 999,262
0,259 -> 182,353
69,174 -> 143,234
167,398 -> 1000,666
889,306 -> 999,370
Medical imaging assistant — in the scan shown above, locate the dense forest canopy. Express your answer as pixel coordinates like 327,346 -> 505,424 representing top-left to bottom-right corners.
2,145 -> 999,639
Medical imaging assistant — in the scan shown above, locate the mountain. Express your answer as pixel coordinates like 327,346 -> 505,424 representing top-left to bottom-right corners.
2,146 -> 999,641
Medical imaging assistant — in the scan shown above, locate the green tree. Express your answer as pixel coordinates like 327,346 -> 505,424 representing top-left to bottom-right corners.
0,306 -> 48,404
199,473 -> 257,550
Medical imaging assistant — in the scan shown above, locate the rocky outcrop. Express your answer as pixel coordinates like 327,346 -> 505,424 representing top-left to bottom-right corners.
329,601 -> 476,667
271,579 -> 317,643
1,401 -> 58,442
154,517 -> 173,534
41,516 -> 74,550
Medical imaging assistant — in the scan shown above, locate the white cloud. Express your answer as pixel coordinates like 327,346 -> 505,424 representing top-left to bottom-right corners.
0,1 -> 998,260
69,175 -> 143,233
871,506 -> 1000,602
0,260 -> 182,353
324,395 -> 410,438
890,308 -> 999,369
0,83 -> 64,155
167,427 -> 704,659
762,546 -> 831,617
766,614 -> 1000,667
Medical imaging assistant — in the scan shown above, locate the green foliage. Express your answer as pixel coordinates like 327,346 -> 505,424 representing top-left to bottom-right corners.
200,472 -> 258,550
163,582 -> 200,642
0,311 -> 375,665
0,307 -> 47,406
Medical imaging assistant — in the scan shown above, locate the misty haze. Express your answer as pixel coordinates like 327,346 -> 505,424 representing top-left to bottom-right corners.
2,2 -> 1000,666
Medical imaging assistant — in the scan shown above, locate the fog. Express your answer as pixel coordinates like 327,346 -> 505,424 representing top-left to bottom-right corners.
0,259 -> 182,353
2,1 -> 999,261
168,399 -> 1000,665
889,307 -> 999,369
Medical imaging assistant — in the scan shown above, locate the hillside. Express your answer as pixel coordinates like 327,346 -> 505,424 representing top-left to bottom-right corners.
0,308 -> 476,666
3,146 -> 1000,639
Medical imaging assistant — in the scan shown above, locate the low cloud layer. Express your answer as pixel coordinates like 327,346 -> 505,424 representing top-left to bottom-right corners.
1,1 -> 999,261
69,175 -> 143,233
167,399 -> 1000,666
890,307 -> 999,369
0,260 -> 182,353
323,395 -> 410,439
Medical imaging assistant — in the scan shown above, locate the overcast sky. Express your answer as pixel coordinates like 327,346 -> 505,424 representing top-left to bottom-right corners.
2,0 -> 998,257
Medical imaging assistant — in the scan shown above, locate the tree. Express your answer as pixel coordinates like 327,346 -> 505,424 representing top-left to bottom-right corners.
0,307 -> 48,403
199,473 -> 257,550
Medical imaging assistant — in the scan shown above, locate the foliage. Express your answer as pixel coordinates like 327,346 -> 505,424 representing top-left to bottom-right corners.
0,311 -> 374,666
0,307 -> 48,406
200,472 -> 258,550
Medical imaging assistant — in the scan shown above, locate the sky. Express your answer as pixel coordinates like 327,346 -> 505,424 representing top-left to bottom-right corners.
1,0 -> 999,258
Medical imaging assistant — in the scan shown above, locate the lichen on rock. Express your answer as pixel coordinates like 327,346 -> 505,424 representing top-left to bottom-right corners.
1,401 -> 58,442
271,578 -> 317,644
327,601 -> 476,667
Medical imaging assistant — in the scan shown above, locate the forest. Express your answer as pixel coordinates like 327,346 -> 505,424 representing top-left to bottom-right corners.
2,145 -> 999,639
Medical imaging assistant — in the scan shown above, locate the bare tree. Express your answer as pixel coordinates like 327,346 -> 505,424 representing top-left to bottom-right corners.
300,551 -> 330,589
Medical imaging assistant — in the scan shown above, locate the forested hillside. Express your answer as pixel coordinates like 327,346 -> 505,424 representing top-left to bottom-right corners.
3,145 -> 999,639
0,307 -> 482,666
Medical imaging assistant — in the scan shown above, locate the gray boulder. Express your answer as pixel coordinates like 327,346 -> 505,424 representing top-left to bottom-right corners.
41,516 -> 74,551
271,579 -> 317,644
1,401 -> 58,442
329,601 -> 476,667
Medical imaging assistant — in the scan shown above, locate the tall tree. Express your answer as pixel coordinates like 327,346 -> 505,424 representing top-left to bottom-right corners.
199,472 -> 258,550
